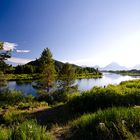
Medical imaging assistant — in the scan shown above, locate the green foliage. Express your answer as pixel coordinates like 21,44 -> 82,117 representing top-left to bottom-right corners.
36,91 -> 54,104
52,89 -> 69,103
6,74 -> 40,80
0,90 -> 25,105
0,126 -> 11,140
66,107 -> 140,140
110,69 -> 140,76
67,79 -> 140,113
3,109 -> 28,125
0,89 -> 41,107
0,120 -> 54,140
0,71 -> 7,89
11,120 -> 54,140
0,61 -> 12,74
14,65 -> 35,74
39,48 -> 56,92
0,42 -> 3,50
0,42 -> 12,60
36,90 -> 69,104
59,63 -> 76,92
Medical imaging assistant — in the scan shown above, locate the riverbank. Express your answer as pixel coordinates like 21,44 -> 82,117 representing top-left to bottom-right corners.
109,70 -> 140,76
5,74 -> 40,80
5,73 -> 102,81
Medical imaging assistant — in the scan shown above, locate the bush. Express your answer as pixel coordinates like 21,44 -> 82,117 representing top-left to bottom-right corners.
66,107 -> 140,140
36,91 -> 54,104
0,89 -> 25,105
3,109 -> 28,125
36,89 -> 69,104
67,83 -> 140,113
52,89 -> 68,103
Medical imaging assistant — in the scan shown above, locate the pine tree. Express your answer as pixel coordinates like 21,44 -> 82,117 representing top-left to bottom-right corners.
0,42 -> 9,90
59,63 -> 76,92
40,48 -> 56,92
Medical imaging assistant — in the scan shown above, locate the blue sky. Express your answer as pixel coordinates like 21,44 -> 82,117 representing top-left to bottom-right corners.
1,0 -> 140,67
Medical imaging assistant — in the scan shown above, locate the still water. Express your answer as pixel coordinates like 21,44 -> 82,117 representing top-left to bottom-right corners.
6,72 -> 140,96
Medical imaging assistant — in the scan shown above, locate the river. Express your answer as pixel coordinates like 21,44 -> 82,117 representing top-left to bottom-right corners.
5,72 -> 140,96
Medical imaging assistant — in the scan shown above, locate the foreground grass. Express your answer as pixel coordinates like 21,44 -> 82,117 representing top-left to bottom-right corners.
0,120 -> 54,140
63,107 -> 140,140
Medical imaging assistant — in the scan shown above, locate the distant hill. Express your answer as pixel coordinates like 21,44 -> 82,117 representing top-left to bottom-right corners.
27,59 -> 80,72
101,62 -> 128,71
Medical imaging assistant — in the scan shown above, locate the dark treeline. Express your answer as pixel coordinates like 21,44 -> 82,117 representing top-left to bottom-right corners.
109,69 -> 140,76
1,57 -> 101,76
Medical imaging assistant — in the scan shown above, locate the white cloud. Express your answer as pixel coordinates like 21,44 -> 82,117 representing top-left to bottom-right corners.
3,42 -> 17,51
7,57 -> 34,64
16,50 -> 31,53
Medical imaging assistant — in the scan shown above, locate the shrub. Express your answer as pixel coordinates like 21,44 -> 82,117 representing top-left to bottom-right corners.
67,83 -> 140,113
36,89 -> 69,104
3,110 -> 27,125
52,89 -> 68,103
0,89 -> 25,105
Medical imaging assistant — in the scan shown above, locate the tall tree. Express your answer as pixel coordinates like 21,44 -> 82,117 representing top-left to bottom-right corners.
59,63 -> 76,92
0,41 -> 11,89
40,48 -> 56,92
0,42 -> 12,60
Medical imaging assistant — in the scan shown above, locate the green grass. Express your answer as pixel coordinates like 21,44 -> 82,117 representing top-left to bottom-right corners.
67,80 -> 140,113
5,72 -> 102,81
64,107 -> 140,140
5,74 -> 40,80
76,73 -> 102,79
0,120 -> 54,140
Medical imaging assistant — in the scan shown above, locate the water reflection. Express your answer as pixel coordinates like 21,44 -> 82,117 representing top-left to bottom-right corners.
7,81 -> 36,96
76,72 -> 140,91
6,72 -> 140,95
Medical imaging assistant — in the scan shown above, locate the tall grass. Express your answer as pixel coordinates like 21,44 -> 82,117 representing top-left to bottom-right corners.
0,120 -> 54,140
65,107 -> 140,140
67,80 -> 140,113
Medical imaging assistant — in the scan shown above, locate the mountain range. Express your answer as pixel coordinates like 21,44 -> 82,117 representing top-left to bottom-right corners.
94,62 -> 140,71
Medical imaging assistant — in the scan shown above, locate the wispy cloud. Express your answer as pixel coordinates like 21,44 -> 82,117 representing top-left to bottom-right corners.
3,42 -> 17,51
16,50 -> 31,53
3,42 -> 31,53
7,57 -> 34,64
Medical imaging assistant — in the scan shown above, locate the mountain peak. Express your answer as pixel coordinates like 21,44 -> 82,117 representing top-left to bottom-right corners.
102,62 -> 127,71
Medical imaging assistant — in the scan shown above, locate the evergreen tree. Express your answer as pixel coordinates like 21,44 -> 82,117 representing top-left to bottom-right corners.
0,42 -> 3,50
0,42 -> 10,89
59,63 -> 76,92
40,48 -> 56,92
